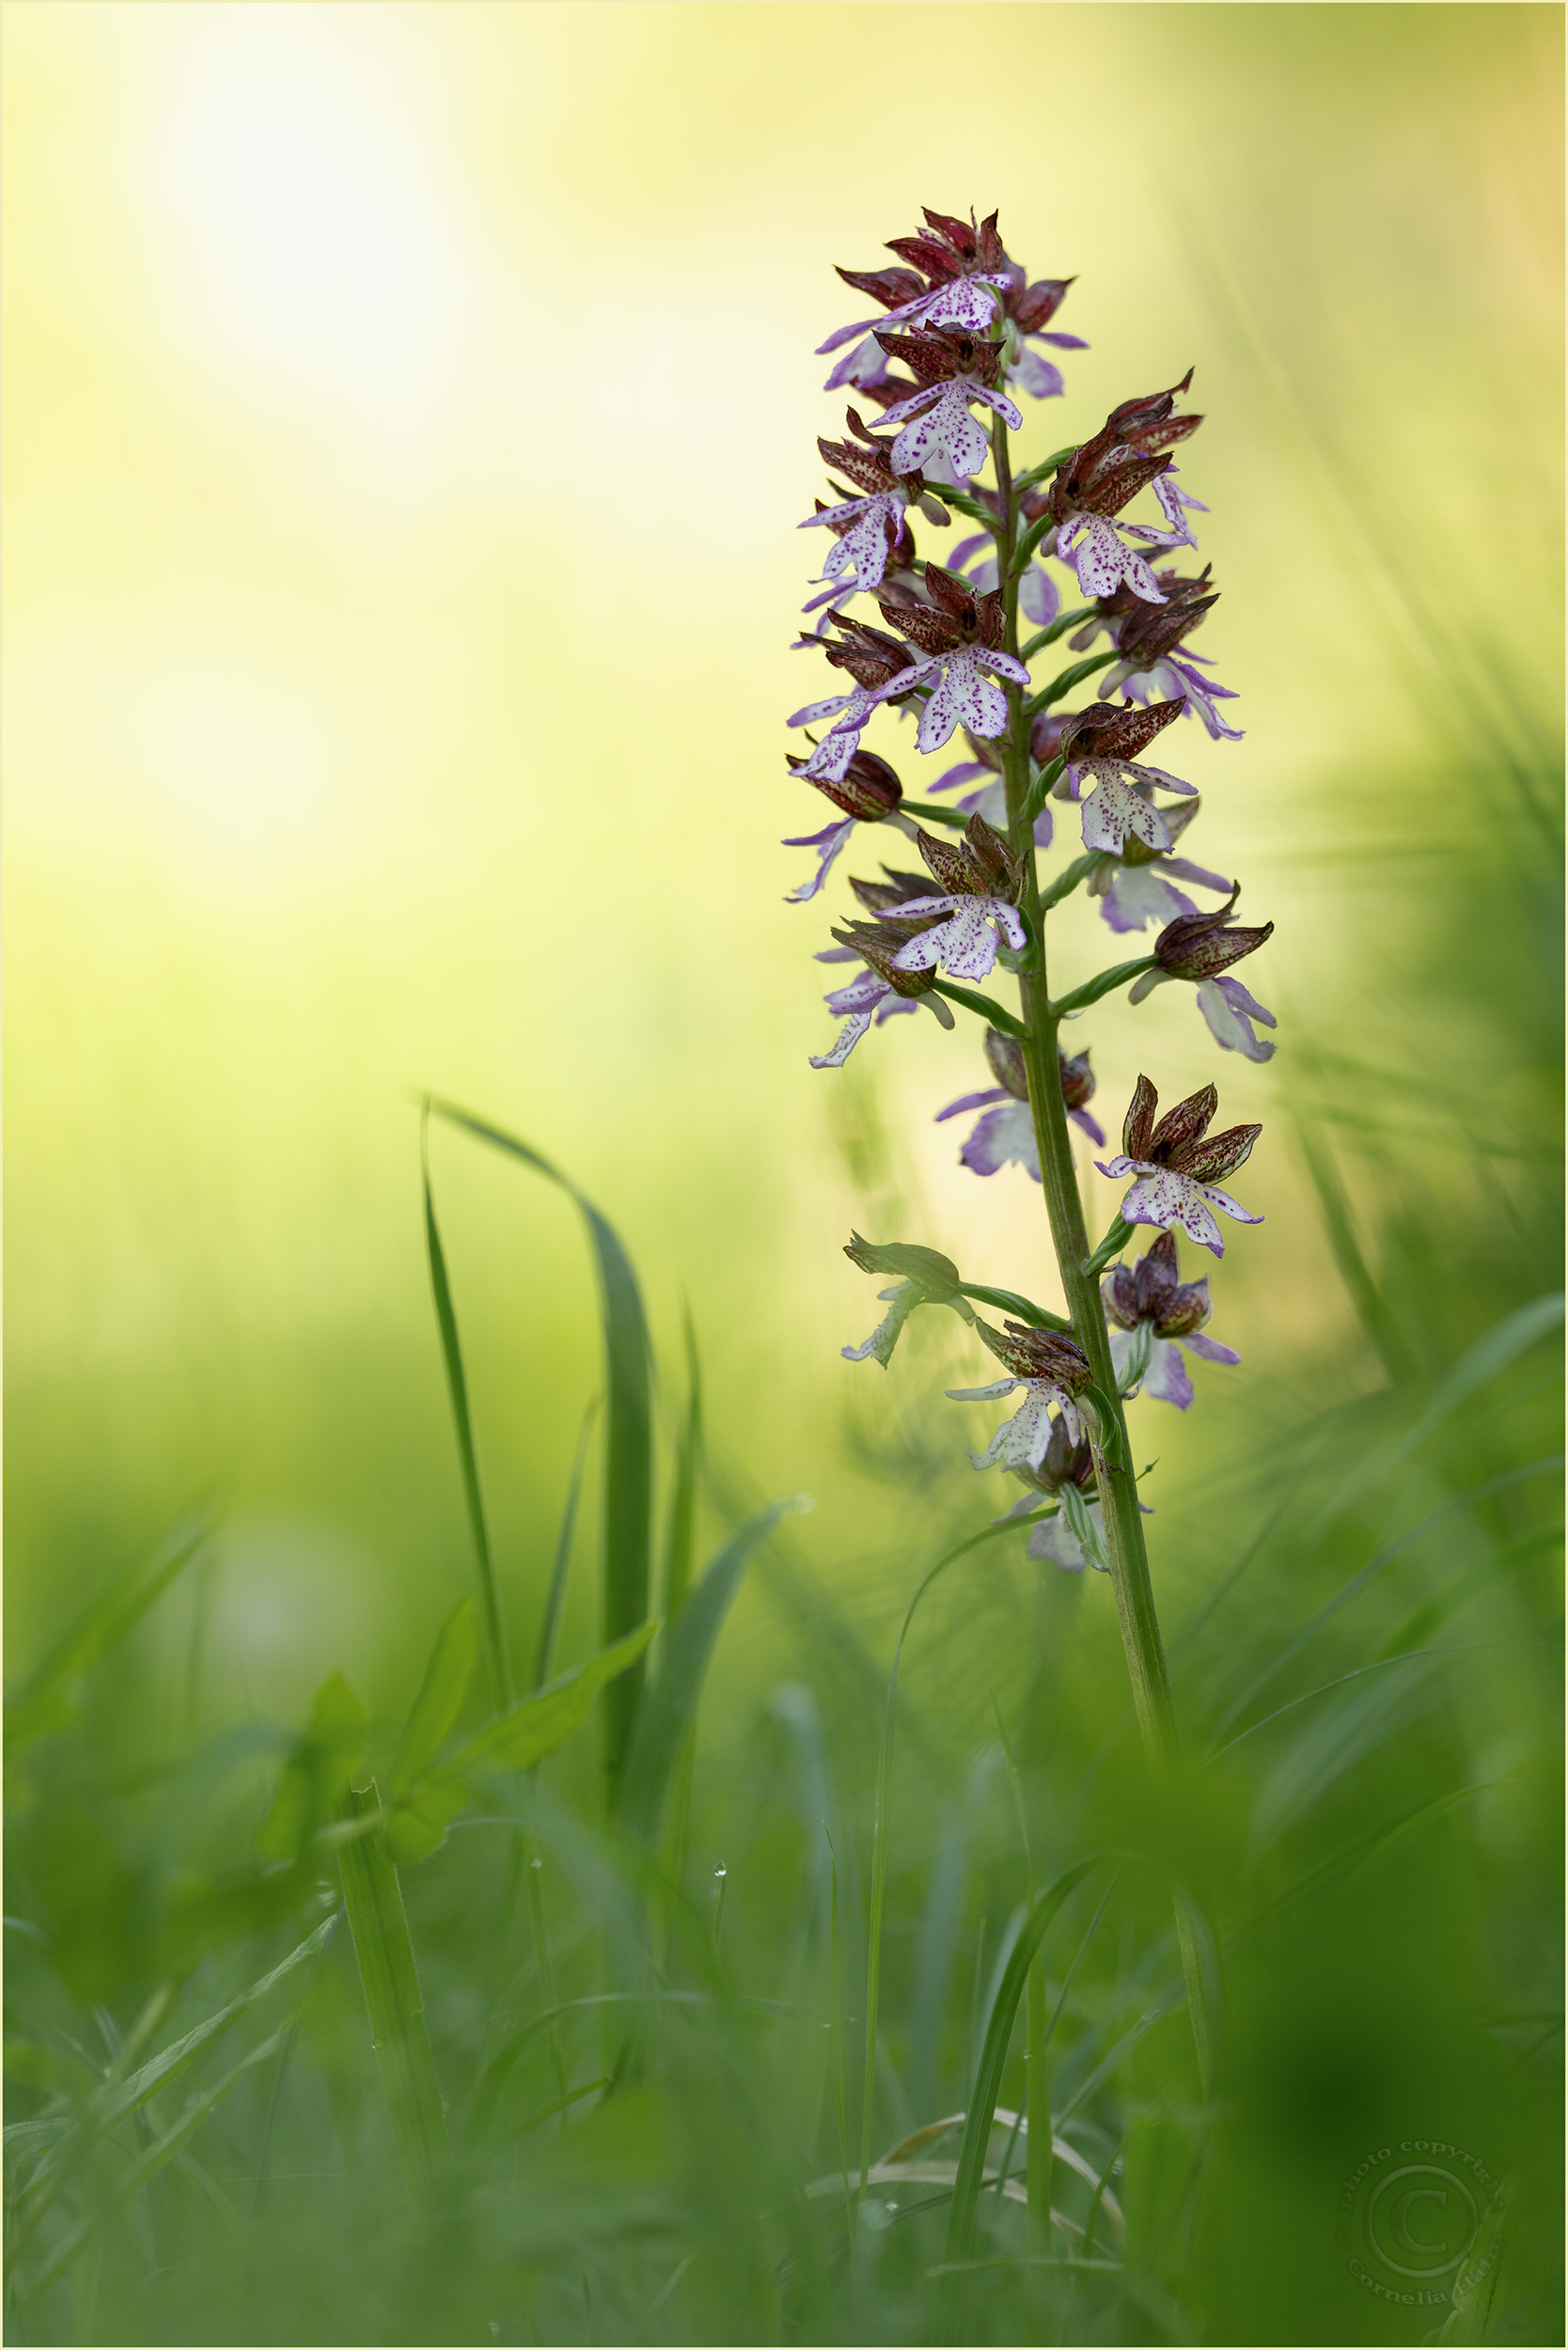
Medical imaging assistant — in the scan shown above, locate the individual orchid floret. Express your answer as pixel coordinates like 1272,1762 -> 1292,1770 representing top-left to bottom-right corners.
808,912 -> 952,1070
1001,274 -> 1088,400
1092,567 -> 1243,743
817,211 -> 1016,389
872,565 -> 1029,752
936,1026 -> 1105,1182
880,816 -> 1026,983
1087,798 -> 1234,934
995,1416 -> 1109,1573
948,1321 -> 1093,1458
1096,1075 -> 1262,1258
798,412 -> 950,600
1057,697 -> 1196,854
1102,1230 -> 1240,1410
1128,895 -> 1278,1063
782,747 -> 904,903
788,615 -> 924,780
1048,372 -> 1203,600
872,327 -> 1024,481
839,1232 -> 974,1366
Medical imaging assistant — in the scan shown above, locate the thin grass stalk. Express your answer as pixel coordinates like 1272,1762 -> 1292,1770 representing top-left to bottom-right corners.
991,409 -> 1216,2093
420,1107 -> 511,1710
337,1781 -> 448,2199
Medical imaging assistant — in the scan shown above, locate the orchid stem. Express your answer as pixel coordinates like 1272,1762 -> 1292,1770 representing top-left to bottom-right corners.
991,412 -> 1216,2098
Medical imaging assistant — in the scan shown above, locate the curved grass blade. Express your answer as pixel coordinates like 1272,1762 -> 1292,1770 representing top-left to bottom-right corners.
337,1780 -> 448,2199
619,1504 -> 786,1843
663,1307 -> 702,1627
428,1096 -> 652,1813
390,1600 -> 479,1802
536,1399 -> 599,1690
422,1110 -> 510,1709
859,1513 -> 1049,2201
942,1857 -> 1113,2283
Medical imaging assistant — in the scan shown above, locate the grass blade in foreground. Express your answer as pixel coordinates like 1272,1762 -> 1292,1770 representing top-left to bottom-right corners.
429,1096 -> 653,1814
337,1780 -> 448,2198
619,1503 -> 788,1845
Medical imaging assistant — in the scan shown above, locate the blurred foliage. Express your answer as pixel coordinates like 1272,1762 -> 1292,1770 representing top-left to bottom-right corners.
4,3 -> 1563,2344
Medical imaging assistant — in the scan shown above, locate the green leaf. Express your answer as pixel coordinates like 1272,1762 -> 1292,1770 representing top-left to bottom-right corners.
1083,1217 -> 1136,1278
1059,1479 -> 1109,1567
1021,754 -> 1066,826
256,1673 -> 368,1863
1080,1386 -> 1128,1470
1023,649 -> 1118,718
955,1283 -> 1073,1335
384,1771 -> 470,1866
942,1859 -> 1110,2279
389,1601 -> 478,1805
930,485 -> 998,529
456,1620 -> 659,1778
930,979 -> 1028,1037
1051,956 -> 1156,1016
5,1521 -> 211,1752
535,1397 -> 598,1690
422,1122 -> 510,1709
619,1505 -> 787,1843
1116,1319 -> 1154,1396
1013,445 -> 1078,491
664,1312 -> 703,1627
1038,849 -> 1103,911
1020,603 -> 1096,660
429,1099 -> 653,1814
1008,511 -> 1055,574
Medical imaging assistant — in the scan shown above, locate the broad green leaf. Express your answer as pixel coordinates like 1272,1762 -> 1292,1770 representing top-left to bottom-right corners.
389,1600 -> 478,1803
255,1673 -> 367,1862
1023,648 -> 1117,717
1051,955 -> 1156,1016
457,1620 -> 659,1777
619,1508 -> 785,1843
383,1769 -> 470,1866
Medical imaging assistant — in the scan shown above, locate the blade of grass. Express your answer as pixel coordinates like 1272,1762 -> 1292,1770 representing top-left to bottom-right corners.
536,1398 -> 599,1691
5,1517 -> 212,1751
428,1096 -> 653,1814
941,1856 -> 1111,2300
664,1306 -> 703,1627
336,1781 -> 448,2199
619,1504 -> 787,1843
421,1107 -> 511,1709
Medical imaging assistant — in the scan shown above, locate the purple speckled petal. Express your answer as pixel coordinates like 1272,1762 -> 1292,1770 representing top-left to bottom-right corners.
978,647 -> 1030,687
930,759 -> 990,793
1098,863 -> 1192,933
788,694 -> 851,728
915,666 -> 963,753
880,383 -> 945,430
783,817 -> 856,903
815,315 -> 880,357
1020,566 -> 1060,627
935,1086 -> 1010,1123
1094,1154 -> 1144,1181
1181,1331 -> 1242,1366
1199,1180 -> 1262,1227
1140,1336 -> 1195,1408
1161,855 -> 1234,893
961,1101 -> 1041,1182
1081,776 -> 1173,855
1011,346 -> 1064,400
1196,978 -> 1277,1062
809,1010 -> 874,1069
971,384 -> 1026,431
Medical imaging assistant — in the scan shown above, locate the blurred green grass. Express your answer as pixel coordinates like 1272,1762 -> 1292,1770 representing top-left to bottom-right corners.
4,4 -> 1562,2343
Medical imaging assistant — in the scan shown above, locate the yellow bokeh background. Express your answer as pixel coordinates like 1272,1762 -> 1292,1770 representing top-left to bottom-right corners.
5,3 -> 1560,1705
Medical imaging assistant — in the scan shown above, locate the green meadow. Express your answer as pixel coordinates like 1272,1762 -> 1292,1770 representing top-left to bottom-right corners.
5,7 -> 1561,2342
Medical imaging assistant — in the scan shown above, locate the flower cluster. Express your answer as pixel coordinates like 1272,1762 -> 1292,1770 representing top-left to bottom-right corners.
784,205 -> 1276,1561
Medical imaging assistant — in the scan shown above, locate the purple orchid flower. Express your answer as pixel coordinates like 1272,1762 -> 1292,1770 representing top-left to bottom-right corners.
1057,697 -> 1197,855
948,1320 -> 1095,1461
1127,899 -> 1278,1063
936,1027 -> 1105,1182
868,569 -> 1030,754
870,326 -> 1024,482
1096,1075 -> 1262,1259
782,747 -> 908,903
1088,799 -> 1233,933
1102,1230 -> 1241,1410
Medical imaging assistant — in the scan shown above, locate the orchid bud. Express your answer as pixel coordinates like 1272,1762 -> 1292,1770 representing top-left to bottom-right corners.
1152,896 -> 1273,981
829,918 -> 939,999
792,747 -> 903,824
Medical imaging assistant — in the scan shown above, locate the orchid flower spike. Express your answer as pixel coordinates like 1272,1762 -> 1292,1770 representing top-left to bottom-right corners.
1096,1074 -> 1262,1258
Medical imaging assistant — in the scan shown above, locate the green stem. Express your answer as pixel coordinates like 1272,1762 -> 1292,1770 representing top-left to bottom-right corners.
1026,1958 -> 1053,2232
337,1781 -> 449,2197
991,416 -> 1216,2094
